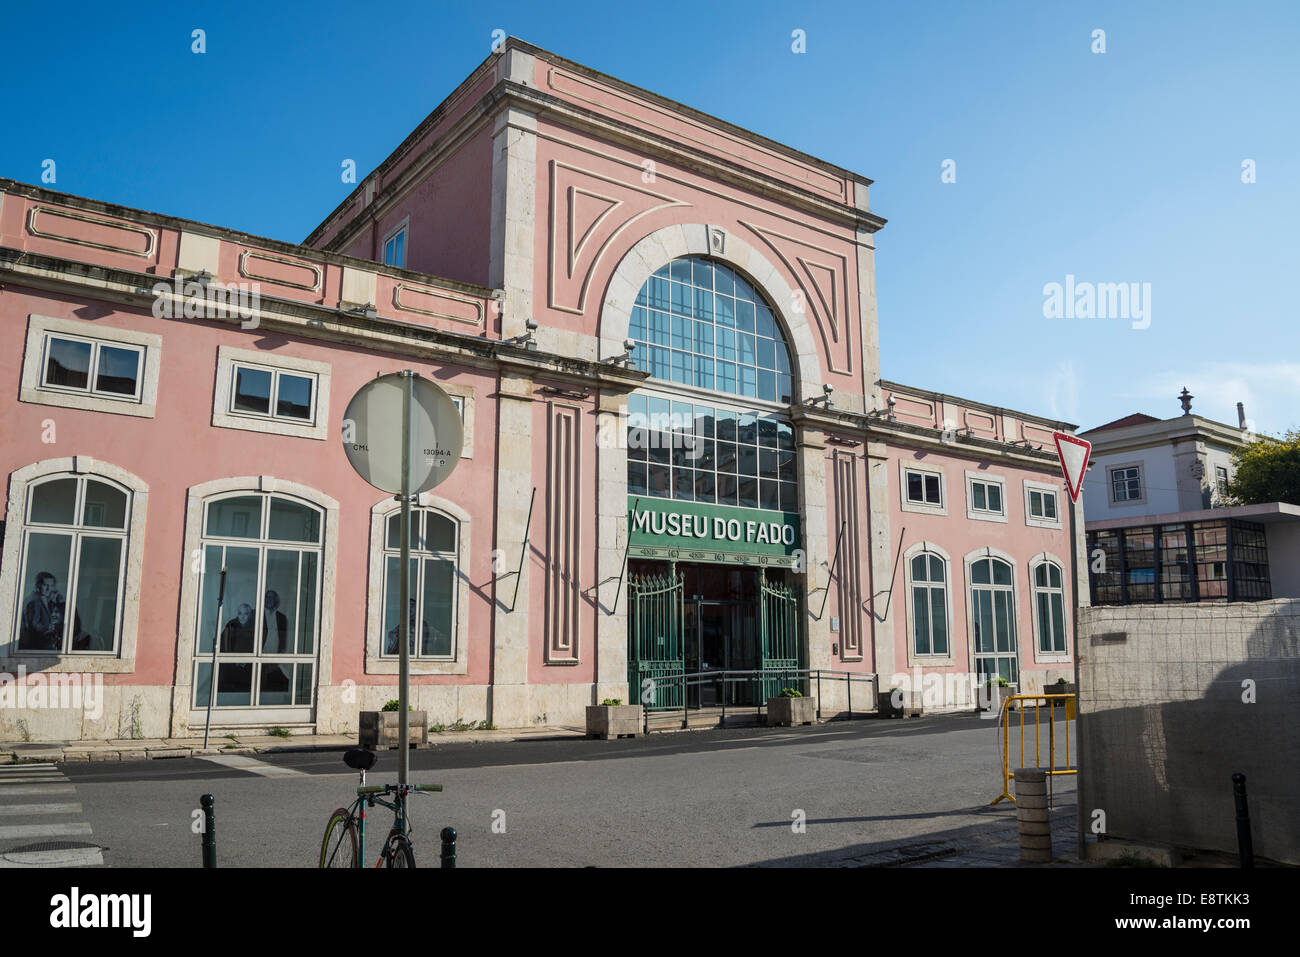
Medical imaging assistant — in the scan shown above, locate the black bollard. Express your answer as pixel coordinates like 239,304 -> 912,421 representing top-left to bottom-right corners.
201,794 -> 216,868
1231,773 -> 1253,869
440,827 -> 457,869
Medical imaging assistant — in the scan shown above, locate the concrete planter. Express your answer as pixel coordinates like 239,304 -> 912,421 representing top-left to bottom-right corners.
586,704 -> 642,739
878,689 -> 923,719
358,710 -> 429,749
980,684 -> 1019,712
767,696 -> 817,726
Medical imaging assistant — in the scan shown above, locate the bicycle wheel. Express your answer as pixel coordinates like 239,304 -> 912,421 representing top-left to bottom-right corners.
383,832 -> 415,868
320,808 -> 359,868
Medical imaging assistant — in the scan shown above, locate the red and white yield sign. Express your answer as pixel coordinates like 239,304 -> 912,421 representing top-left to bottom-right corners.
1053,431 -> 1092,503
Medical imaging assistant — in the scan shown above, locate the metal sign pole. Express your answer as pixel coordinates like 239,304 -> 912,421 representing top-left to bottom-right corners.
399,371 -> 413,786
1069,493 -> 1085,861
203,567 -> 227,750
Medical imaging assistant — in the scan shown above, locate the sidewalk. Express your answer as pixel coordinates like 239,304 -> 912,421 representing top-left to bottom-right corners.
0,725 -> 587,763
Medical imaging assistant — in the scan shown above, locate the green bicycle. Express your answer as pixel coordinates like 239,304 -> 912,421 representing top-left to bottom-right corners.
320,748 -> 442,868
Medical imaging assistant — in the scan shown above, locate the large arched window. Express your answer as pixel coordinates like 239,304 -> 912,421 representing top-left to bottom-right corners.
970,556 -> 1019,684
910,552 -> 949,656
379,508 -> 458,659
193,492 -> 322,712
15,475 -> 130,654
629,257 -> 793,403
626,257 -> 798,512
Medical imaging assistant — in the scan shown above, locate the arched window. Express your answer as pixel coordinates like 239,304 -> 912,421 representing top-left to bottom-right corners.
910,552 -> 949,656
970,556 -> 1018,684
15,475 -> 130,653
193,492 -> 322,711
1033,561 -> 1067,654
629,257 -> 793,403
380,508 -> 458,659
625,257 -> 799,512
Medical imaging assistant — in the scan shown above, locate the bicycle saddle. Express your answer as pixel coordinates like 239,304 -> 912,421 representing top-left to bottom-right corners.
343,748 -> 378,771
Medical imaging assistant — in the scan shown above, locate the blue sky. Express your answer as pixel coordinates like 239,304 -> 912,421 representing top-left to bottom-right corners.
4,1 -> 1296,433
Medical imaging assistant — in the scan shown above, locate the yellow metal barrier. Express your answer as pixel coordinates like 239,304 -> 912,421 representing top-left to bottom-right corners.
990,693 -> 1077,806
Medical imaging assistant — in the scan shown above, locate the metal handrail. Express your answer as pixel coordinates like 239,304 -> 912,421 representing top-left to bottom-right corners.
637,667 -> 878,732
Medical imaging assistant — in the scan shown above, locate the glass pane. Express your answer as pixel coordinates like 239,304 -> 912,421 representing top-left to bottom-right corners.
71,536 -> 121,651
907,472 -> 923,502
1035,564 -> 1047,587
95,345 -> 140,396
18,532 -> 73,650
386,511 -> 421,550
294,664 -> 314,706
45,337 -> 91,389
988,485 -> 1002,512
258,664 -> 293,706
912,587 -> 930,654
930,556 -> 944,582
80,480 -> 128,529
911,554 -> 927,581
214,547 -> 260,654
276,374 -> 313,420
383,556 -> 419,655
779,482 -> 797,511
1051,595 -> 1066,652
297,552 -> 318,654
268,497 -> 320,543
422,558 -> 455,657
992,560 -> 1012,586
233,366 -> 272,414
977,592 -> 995,653
994,591 -> 1015,651
1050,564 -> 1062,588
1037,593 -> 1051,652
628,462 -> 648,495
1044,494 -> 1057,519
217,663 -> 253,706
206,496 -> 263,539
973,484 -> 986,510
931,588 -> 947,654
972,559 -> 990,585
263,550 -> 299,654
31,478 -> 78,525
924,475 -> 941,503
739,477 -> 758,509
425,513 -> 455,552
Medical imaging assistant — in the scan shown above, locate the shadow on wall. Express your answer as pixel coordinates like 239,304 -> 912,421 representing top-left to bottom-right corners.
1079,603 -> 1300,864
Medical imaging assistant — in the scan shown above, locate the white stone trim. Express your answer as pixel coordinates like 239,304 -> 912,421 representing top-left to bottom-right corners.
19,314 -> 162,419
1027,551 -> 1072,664
169,476 -> 339,735
1023,479 -> 1064,530
363,493 -> 471,675
964,469 -> 1009,524
898,458 -> 947,516
439,382 -> 475,459
0,457 -> 148,673
597,223 -> 823,397
901,541 -> 956,667
211,346 -> 332,441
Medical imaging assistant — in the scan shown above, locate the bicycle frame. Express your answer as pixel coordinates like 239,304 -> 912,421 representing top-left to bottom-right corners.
326,762 -> 440,868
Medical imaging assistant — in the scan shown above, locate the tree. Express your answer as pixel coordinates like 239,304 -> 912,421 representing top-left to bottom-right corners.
1222,430 -> 1300,506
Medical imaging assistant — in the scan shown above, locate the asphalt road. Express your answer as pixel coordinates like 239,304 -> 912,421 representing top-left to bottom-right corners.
54,712 -> 1076,867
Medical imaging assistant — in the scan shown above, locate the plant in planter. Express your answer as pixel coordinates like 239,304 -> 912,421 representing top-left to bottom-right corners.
767,687 -> 816,726
586,697 -> 642,739
359,699 -> 428,749
981,676 -> 1019,712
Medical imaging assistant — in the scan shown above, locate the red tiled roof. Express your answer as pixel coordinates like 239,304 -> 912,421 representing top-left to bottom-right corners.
1081,413 -> 1161,434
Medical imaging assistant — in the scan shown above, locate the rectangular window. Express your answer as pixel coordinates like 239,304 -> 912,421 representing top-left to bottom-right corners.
905,469 -> 942,506
229,363 -> 317,424
1029,489 -> 1058,520
41,334 -> 143,401
1111,466 -> 1143,502
1215,466 -> 1229,496
383,226 -> 407,268
969,478 -> 1004,515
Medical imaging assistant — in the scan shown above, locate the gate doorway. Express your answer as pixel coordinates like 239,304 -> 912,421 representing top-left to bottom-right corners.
628,560 -> 802,711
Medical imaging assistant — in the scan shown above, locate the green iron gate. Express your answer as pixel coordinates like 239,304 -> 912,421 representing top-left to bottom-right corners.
628,571 -> 685,711
759,573 -> 802,700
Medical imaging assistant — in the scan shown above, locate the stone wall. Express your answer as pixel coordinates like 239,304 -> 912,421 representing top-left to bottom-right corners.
1077,600 -> 1300,863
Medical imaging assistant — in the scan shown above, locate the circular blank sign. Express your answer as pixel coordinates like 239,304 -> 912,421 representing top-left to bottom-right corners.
342,373 -> 464,494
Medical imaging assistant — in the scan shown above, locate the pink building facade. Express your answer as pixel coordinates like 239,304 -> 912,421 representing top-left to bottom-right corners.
0,40 -> 1085,740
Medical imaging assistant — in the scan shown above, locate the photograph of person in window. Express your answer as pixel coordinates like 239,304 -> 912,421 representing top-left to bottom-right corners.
385,598 -> 430,655
220,603 -> 256,653
19,571 -> 81,651
263,590 -> 289,653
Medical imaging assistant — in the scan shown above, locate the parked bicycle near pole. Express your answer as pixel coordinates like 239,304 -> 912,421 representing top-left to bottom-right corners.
320,748 -> 442,868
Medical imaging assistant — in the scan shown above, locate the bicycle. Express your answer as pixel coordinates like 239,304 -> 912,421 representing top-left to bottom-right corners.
320,748 -> 442,868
